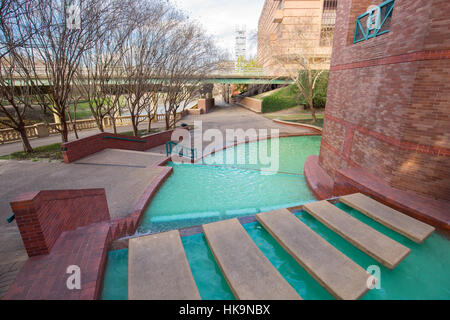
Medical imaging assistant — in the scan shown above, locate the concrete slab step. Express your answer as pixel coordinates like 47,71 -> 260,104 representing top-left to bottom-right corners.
339,193 -> 435,243
202,218 -> 301,300
303,201 -> 410,269
128,230 -> 200,300
257,209 -> 372,300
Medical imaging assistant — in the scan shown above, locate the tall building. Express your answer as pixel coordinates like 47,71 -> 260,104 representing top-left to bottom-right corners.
257,0 -> 338,75
235,25 -> 247,61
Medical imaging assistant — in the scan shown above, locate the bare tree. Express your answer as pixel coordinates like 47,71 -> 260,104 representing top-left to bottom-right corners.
161,22 -> 221,129
0,0 -> 34,60
120,0 -> 180,136
0,0 -> 38,153
75,8 -> 135,133
0,55 -> 37,152
258,19 -> 332,123
16,0 -> 117,142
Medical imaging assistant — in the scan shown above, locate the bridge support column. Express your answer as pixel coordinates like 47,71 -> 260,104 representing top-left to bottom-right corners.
198,98 -> 215,114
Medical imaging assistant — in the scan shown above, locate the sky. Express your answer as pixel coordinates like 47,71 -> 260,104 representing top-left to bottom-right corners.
172,0 -> 266,59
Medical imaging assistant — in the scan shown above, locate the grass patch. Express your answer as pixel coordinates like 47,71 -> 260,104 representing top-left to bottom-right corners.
67,100 -> 94,120
0,143 -> 62,161
286,118 -> 324,128
67,97 -> 127,120
264,113 -> 324,121
264,113 -> 324,127
261,85 -> 305,113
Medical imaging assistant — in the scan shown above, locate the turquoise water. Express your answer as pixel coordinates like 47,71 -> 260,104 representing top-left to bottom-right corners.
101,134 -> 449,299
101,249 -> 128,300
182,233 -> 235,300
294,203 -> 450,300
138,136 -> 321,233
101,203 -> 450,300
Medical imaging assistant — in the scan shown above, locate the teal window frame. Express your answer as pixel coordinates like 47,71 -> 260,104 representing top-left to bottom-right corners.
353,0 -> 395,44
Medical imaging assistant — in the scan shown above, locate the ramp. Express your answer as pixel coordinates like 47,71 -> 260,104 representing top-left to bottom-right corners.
303,201 -> 410,269
257,209 -> 371,300
202,218 -> 301,300
128,230 -> 200,300
340,193 -> 435,243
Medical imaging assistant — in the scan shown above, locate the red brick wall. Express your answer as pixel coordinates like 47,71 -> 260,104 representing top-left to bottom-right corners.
10,189 -> 110,257
198,98 -> 215,114
320,0 -> 450,201
61,130 -> 174,163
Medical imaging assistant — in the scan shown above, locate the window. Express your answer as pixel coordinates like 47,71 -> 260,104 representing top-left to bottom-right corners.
353,0 -> 395,43
320,0 -> 338,46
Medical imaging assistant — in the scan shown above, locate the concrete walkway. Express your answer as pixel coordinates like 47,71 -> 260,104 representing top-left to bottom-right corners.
148,103 -> 313,156
0,149 -> 167,298
0,102 -> 314,298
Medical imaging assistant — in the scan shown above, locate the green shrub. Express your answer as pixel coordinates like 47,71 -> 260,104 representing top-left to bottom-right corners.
312,71 -> 329,109
313,94 -> 327,108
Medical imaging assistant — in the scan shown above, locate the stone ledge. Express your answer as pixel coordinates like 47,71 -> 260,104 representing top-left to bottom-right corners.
304,155 -> 450,230
304,155 -> 334,200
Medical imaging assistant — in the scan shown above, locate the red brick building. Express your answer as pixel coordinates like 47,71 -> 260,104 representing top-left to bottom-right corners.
305,0 -> 450,227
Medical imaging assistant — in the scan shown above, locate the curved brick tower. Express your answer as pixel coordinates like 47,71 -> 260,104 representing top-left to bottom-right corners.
305,0 -> 450,228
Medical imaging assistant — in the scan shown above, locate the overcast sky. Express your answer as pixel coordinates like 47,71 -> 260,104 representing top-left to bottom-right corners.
172,0 -> 266,59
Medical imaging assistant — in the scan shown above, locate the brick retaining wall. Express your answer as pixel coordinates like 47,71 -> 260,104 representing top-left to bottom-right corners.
61,130 -> 174,163
10,189 -> 110,257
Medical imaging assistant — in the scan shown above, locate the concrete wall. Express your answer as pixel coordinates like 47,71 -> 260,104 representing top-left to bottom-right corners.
319,0 -> 450,201
238,97 -> 263,113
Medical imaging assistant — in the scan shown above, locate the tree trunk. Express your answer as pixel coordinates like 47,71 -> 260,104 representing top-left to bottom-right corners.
19,128 -> 33,153
112,117 -> 117,134
165,113 -> 170,130
131,115 -> 139,137
97,117 -> 105,132
66,107 -> 79,139
60,115 -> 69,143
147,116 -> 152,133
309,104 -> 317,123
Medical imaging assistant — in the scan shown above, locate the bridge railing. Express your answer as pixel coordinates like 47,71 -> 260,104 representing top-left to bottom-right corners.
0,112 -> 184,145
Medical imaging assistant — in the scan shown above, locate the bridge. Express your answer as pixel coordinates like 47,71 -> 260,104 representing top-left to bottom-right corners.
3,73 -> 292,88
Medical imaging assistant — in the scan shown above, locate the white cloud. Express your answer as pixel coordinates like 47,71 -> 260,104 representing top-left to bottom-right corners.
172,0 -> 265,58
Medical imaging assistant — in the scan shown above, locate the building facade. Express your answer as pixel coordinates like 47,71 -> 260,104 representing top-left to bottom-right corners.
305,0 -> 450,227
257,0 -> 338,74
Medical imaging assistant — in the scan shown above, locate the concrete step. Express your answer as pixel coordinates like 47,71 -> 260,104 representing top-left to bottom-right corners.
202,218 -> 301,300
339,193 -> 435,243
257,209 -> 372,300
128,230 -> 200,300
303,201 -> 410,269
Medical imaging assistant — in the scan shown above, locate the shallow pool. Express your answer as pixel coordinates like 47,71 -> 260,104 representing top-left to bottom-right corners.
102,202 -> 450,300
101,133 -> 449,300
138,136 -> 321,233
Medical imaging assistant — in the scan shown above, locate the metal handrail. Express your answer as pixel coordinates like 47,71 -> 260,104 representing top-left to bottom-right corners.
103,136 -> 145,143
166,141 -> 196,161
